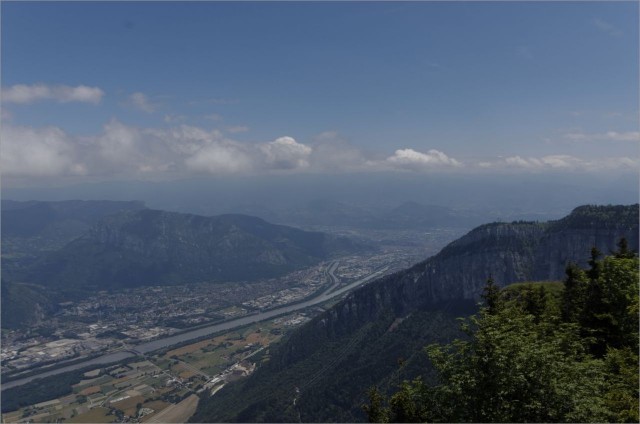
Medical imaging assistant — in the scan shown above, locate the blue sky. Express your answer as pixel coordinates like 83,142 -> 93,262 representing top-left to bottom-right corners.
1,1 -> 638,185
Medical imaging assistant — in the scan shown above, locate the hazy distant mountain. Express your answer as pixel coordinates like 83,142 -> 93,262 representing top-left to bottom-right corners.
379,201 -> 487,229
1,199 -> 147,238
274,199 -> 381,228
192,204 -> 639,423
239,199 -> 494,230
20,209 -> 367,292
5,173 -> 636,222
1,200 -> 148,329
1,281 -> 58,330
2,200 -> 145,259
2,200 -> 147,276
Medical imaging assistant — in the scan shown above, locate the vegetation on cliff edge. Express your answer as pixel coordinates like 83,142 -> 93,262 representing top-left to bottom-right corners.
364,241 -> 639,423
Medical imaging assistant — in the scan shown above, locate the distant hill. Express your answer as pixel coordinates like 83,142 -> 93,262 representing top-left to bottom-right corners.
246,199 -> 495,230
1,200 -> 147,271
0,281 -> 58,330
19,209 -> 367,292
1,200 -> 147,329
191,204 -> 639,423
379,201 -> 487,229
1,199 -> 147,238
271,199 -> 382,228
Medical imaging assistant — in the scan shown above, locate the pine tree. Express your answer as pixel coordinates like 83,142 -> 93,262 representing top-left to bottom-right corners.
561,263 -> 588,323
587,246 -> 602,282
614,238 -> 635,259
481,275 -> 501,315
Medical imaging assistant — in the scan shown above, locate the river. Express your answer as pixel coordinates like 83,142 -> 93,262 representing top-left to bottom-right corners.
1,267 -> 387,390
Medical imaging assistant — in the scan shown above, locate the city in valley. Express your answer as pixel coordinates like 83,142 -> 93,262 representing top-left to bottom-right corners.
1,229 -> 462,423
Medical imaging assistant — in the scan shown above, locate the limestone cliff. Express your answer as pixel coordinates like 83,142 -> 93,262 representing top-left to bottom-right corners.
192,204 -> 639,423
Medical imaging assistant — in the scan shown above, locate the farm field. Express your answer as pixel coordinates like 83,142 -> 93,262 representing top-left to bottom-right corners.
146,394 -> 199,423
66,407 -> 113,423
2,311 -> 312,423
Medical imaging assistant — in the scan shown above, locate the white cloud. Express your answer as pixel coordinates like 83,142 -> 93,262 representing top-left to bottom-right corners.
308,132 -> 369,172
204,113 -> 223,122
56,86 -> 104,104
563,131 -> 640,142
1,84 -> 104,104
3,120 -> 636,181
128,92 -> 157,113
504,155 -> 582,170
488,154 -> 637,172
260,136 -> 312,170
385,148 -> 461,170
538,155 -> 582,169
594,156 -> 638,169
1,120 -> 258,178
226,125 -> 249,133
185,142 -> 253,174
1,125 -> 86,177
504,155 -> 539,168
593,18 -> 622,37
94,119 -> 144,165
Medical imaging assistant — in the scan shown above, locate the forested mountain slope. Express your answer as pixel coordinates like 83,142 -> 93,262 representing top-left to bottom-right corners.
1,200 -> 146,269
1,200 -> 147,329
19,209 -> 366,292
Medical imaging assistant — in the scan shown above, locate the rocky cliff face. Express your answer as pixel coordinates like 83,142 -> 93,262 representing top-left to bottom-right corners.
194,204 -> 638,422
346,204 -> 638,314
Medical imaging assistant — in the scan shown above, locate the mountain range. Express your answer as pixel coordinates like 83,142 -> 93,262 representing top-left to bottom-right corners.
1,201 -> 366,329
1,200 -> 146,272
230,199 -> 553,230
21,209 -> 365,291
191,204 -> 639,422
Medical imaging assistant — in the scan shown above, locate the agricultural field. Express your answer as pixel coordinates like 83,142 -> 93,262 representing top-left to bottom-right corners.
159,317 -> 289,378
2,311 -> 313,423
2,359 -> 192,423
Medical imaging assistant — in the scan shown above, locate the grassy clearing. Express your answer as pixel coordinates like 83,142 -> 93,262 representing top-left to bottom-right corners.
78,385 -> 102,396
66,407 -> 114,423
167,322 -> 282,376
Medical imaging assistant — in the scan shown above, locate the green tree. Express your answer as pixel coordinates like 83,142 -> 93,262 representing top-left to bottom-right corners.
587,247 -> 602,282
614,238 -> 635,259
425,306 -> 610,423
363,252 -> 639,423
602,347 -> 640,423
519,284 -> 547,323
481,275 -> 501,315
362,387 -> 389,423
561,263 -> 588,323
581,256 -> 639,356
388,378 -> 431,423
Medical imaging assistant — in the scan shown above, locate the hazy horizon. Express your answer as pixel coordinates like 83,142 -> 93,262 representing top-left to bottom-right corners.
3,171 -> 637,223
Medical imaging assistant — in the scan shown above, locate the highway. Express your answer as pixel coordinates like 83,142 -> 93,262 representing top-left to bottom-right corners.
322,260 -> 341,294
2,264 -> 388,390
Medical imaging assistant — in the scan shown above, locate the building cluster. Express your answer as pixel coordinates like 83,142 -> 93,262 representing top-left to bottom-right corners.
2,337 -> 111,372
2,248 -> 425,379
